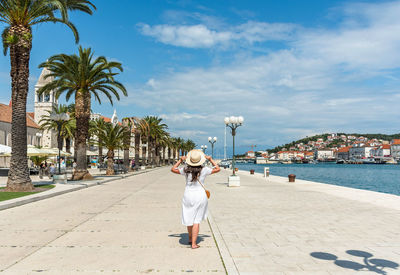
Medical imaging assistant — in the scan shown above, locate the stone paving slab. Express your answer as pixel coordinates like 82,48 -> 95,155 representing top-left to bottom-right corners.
0,167 -> 225,274
206,169 -> 400,274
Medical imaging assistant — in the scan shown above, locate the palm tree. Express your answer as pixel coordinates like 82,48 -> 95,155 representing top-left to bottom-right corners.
121,118 -> 132,171
123,117 -> 146,170
37,46 -> 127,180
143,116 -> 168,167
185,139 -> 196,154
91,122 -> 129,175
1,0 -> 95,191
39,104 -> 74,153
158,131 -> 170,166
175,137 -> 184,157
89,118 -> 107,163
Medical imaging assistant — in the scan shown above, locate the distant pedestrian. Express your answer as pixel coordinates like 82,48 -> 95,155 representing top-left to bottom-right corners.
49,164 -> 56,177
39,162 -> 45,179
72,161 -> 77,170
171,150 -> 220,249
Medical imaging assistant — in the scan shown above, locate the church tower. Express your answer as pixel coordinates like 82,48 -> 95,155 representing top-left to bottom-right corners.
34,68 -> 58,148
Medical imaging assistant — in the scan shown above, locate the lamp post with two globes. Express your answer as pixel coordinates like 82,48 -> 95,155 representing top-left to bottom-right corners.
208,137 -> 217,159
224,116 -> 243,177
201,145 -> 207,153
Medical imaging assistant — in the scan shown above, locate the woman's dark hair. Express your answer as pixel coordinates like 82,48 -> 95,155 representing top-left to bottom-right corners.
184,165 -> 203,182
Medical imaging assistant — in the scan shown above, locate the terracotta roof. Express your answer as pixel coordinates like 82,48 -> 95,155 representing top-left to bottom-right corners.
337,146 -> 351,153
99,115 -> 122,126
0,104 -> 40,129
392,139 -> 400,145
27,112 -> 34,119
382,144 -> 391,149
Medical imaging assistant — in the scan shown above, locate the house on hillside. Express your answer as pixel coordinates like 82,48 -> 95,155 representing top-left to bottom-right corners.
314,149 -> 334,160
349,144 -> 374,159
391,139 -> 400,159
336,146 -> 351,160
371,144 -> 391,158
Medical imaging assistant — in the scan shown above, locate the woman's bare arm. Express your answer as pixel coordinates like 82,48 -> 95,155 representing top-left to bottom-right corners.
171,156 -> 186,174
205,156 -> 220,174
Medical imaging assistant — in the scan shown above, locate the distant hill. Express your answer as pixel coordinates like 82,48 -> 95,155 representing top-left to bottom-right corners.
267,133 -> 400,153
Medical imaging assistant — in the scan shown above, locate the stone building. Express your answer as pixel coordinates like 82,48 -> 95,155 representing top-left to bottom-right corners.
34,68 -> 58,148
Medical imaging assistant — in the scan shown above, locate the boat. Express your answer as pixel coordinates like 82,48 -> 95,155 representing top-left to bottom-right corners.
219,160 -> 231,168
336,159 -> 345,164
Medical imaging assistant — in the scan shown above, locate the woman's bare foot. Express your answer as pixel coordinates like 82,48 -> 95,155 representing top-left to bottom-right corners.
191,244 -> 200,249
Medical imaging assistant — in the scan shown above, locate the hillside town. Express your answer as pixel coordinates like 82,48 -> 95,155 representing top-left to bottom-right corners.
248,134 -> 400,164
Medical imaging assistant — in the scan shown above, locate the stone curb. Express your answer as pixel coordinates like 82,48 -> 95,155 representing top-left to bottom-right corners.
207,210 -> 239,275
0,167 -> 163,212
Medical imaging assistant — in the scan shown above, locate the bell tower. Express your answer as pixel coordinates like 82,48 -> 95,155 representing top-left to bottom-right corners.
34,68 -> 58,148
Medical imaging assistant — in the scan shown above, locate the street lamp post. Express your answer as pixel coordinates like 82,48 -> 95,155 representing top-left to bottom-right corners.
208,136 -> 217,159
201,145 -> 207,153
49,112 -> 70,175
224,116 -> 243,180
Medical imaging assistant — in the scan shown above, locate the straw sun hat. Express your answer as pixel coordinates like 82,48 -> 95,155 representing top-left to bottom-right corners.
185,149 -> 206,166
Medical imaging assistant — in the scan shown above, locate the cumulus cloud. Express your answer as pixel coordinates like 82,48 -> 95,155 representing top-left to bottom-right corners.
130,1 -> 400,149
138,21 -> 297,48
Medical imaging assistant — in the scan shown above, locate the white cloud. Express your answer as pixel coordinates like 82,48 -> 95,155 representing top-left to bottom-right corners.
130,1 -> 400,149
138,21 -> 297,48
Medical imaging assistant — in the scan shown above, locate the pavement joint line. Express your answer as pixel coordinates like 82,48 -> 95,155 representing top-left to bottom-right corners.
1,170 -> 162,272
0,166 -> 164,212
207,209 -> 239,275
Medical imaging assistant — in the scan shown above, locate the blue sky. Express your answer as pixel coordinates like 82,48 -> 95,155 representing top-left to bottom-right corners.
1,0 -> 400,157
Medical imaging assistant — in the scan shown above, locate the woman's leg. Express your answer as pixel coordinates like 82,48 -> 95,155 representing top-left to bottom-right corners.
191,223 -> 200,248
187,226 -> 193,243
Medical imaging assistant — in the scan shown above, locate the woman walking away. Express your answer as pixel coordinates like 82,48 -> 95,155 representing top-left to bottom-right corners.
171,149 -> 220,249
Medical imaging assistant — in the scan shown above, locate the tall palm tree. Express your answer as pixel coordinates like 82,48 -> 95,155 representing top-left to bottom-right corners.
39,104 -> 74,152
185,139 -> 196,154
91,122 -> 129,175
175,137 -> 184,157
37,46 -> 127,180
143,116 -> 168,167
121,118 -> 132,171
123,117 -> 146,169
89,118 -> 107,163
158,131 -> 170,166
1,0 -> 95,191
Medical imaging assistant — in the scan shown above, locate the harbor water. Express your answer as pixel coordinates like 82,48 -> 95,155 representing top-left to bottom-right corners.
236,163 -> 400,196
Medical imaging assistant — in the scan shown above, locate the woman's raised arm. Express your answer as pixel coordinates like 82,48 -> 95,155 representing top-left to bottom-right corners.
171,156 -> 186,174
205,156 -> 220,174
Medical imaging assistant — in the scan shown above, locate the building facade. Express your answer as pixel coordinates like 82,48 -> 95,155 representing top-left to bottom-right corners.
34,68 -> 58,148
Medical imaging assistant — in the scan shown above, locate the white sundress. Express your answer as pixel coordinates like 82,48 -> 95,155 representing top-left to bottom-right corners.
179,166 -> 213,226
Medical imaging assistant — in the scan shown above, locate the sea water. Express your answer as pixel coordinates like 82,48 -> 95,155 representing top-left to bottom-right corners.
236,163 -> 400,196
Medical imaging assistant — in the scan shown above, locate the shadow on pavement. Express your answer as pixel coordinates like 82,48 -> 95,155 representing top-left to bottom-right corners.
168,233 -> 211,245
310,250 -> 399,274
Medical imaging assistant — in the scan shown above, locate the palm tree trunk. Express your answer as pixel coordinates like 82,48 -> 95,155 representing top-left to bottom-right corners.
150,139 -> 156,167
142,144 -> 147,166
168,147 -> 171,165
106,149 -> 115,175
134,132 -> 140,169
122,120 -> 131,171
72,92 -> 93,180
66,137 -> 71,153
6,25 -> 33,191
98,142 -> 103,163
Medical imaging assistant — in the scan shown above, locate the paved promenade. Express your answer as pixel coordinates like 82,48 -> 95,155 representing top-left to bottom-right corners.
207,169 -> 400,274
0,168 -> 225,274
0,167 -> 399,274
